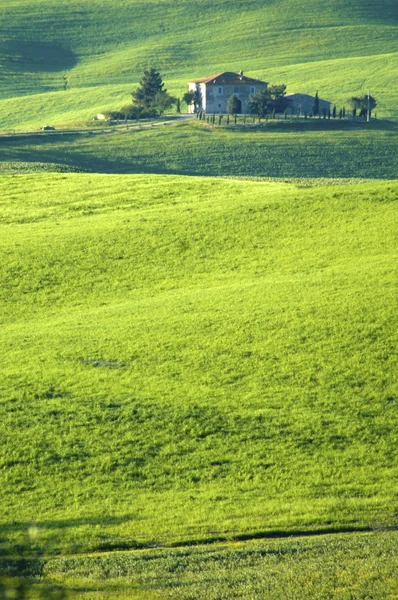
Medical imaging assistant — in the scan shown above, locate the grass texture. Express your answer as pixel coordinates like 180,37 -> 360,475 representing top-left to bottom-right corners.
0,173 -> 397,556
1,119 -> 397,179
0,0 -> 397,128
1,531 -> 398,598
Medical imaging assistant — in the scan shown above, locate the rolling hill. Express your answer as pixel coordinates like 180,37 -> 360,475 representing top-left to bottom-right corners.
0,0 -> 397,129
1,175 -> 397,555
0,3 -> 397,597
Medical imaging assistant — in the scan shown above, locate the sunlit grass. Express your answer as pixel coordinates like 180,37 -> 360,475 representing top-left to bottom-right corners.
0,174 -> 397,556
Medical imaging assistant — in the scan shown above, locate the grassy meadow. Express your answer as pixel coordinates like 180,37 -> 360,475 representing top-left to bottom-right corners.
0,0 -> 397,128
1,174 -> 397,562
1,119 -> 397,179
1,0 -> 397,596
1,531 -> 398,598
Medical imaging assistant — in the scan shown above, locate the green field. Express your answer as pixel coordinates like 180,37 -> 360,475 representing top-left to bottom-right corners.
1,1 -> 397,596
1,119 -> 397,179
0,0 -> 397,128
1,175 -> 397,564
1,531 -> 398,598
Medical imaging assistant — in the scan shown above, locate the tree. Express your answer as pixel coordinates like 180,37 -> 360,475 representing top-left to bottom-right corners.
152,90 -> 177,115
313,91 -> 320,116
227,94 -> 241,115
248,90 -> 272,118
132,67 -> 168,115
332,105 -> 336,118
348,95 -> 377,118
183,90 -> 200,112
268,84 -> 287,113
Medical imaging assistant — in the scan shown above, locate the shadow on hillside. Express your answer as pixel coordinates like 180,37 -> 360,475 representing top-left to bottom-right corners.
0,40 -> 78,72
0,119 -> 397,178
221,118 -> 398,135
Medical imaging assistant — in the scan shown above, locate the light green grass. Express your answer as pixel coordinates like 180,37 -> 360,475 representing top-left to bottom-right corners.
0,0 -> 397,128
0,174 -> 397,556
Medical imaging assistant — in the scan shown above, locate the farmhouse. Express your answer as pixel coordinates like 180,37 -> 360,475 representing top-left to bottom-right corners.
188,71 -> 268,114
285,93 -> 332,115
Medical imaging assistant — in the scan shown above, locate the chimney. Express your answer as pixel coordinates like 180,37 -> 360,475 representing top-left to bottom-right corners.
239,70 -> 243,77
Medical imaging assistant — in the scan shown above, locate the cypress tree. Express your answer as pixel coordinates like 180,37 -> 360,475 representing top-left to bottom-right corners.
313,91 -> 320,116
227,94 -> 241,115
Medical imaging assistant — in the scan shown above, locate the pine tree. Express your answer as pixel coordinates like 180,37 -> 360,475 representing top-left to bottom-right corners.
132,67 -> 166,112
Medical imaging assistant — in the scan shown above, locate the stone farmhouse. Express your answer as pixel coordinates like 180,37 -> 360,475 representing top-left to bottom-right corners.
188,71 -> 268,114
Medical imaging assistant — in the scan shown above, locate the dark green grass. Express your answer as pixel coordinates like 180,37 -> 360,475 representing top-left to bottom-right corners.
1,531 -> 398,598
0,120 -> 397,178
0,174 -> 397,556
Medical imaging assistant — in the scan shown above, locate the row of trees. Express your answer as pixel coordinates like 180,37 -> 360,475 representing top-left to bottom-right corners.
110,68 -> 377,120
247,90 -> 376,119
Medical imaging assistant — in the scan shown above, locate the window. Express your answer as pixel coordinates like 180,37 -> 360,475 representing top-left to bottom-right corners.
250,86 -> 256,95
234,86 -> 239,93
218,87 -> 223,95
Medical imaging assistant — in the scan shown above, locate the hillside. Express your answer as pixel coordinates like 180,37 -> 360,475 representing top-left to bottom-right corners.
1,174 -> 397,560
1,120 -> 397,179
0,0 -> 397,128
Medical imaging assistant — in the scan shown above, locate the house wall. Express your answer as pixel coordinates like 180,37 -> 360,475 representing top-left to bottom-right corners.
188,80 -> 267,113
206,82 -> 267,114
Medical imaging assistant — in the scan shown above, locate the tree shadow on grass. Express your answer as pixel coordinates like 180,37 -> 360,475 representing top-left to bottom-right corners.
0,40 -> 78,72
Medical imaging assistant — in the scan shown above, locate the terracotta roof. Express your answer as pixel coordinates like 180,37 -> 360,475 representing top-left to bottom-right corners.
190,71 -> 267,85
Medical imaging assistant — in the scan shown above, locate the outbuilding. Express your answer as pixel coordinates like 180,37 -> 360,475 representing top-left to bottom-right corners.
285,93 -> 332,115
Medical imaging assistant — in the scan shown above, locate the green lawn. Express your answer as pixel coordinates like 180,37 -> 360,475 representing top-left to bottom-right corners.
1,174 -> 397,558
0,0 -> 397,128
